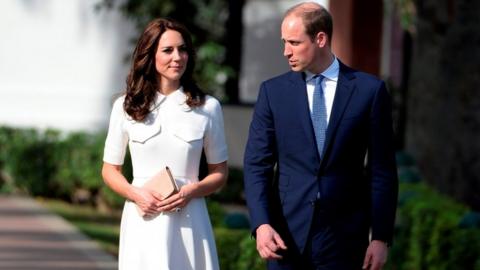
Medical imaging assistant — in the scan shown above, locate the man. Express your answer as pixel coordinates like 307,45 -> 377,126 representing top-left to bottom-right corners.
243,2 -> 398,270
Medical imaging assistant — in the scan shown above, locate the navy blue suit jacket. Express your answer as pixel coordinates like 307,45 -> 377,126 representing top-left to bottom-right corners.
243,62 -> 398,254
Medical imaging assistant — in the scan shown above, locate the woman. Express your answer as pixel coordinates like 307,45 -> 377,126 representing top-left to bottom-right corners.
102,18 -> 228,270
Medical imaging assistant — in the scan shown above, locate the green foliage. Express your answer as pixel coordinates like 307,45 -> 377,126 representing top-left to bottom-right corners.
211,166 -> 245,203
394,0 -> 416,33
0,126 -> 125,208
206,198 -> 226,227
0,180 -> 15,194
387,182 -> 480,270
214,227 -> 247,270
52,132 -> 105,198
0,127 -> 60,196
0,125 -> 239,212
98,185 -> 126,210
195,41 -> 235,100
214,227 -> 266,270
236,235 -> 266,270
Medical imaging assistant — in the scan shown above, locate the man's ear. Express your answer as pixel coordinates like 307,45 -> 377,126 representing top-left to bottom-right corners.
316,32 -> 328,48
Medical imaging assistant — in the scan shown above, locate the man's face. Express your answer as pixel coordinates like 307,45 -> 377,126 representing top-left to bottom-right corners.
281,15 -> 318,72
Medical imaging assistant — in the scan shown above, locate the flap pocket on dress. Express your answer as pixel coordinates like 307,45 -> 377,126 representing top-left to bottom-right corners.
173,125 -> 204,143
129,123 -> 162,144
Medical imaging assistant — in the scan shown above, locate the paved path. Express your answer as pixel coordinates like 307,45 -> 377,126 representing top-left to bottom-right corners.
0,195 -> 117,270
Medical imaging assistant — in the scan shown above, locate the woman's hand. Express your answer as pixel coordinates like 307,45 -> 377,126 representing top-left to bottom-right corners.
156,183 -> 197,212
131,186 -> 164,216
150,161 -> 228,213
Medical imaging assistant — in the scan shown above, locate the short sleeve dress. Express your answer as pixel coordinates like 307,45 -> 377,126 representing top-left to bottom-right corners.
103,87 -> 228,270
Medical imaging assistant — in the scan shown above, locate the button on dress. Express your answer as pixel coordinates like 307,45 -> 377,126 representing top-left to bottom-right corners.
103,87 -> 228,270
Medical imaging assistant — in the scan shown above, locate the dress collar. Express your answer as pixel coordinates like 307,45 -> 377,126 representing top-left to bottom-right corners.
152,86 -> 187,109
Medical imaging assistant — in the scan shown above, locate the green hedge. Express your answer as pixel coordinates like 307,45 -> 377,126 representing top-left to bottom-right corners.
214,228 -> 266,270
0,125 -> 243,210
1,127 -> 60,196
0,125 -> 247,210
387,182 -> 480,270
4,126 -> 479,269
0,126 -> 128,208
208,199 -> 265,269
210,167 -> 245,204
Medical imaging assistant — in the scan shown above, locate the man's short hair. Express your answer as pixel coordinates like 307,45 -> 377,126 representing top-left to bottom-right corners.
285,3 -> 333,42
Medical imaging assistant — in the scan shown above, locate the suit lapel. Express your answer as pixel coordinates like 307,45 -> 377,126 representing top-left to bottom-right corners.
287,72 -> 317,154
321,63 -> 356,162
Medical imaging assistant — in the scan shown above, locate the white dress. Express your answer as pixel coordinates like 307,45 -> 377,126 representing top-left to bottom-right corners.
103,87 -> 228,270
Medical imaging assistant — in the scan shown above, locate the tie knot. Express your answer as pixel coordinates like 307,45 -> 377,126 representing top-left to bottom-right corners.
314,74 -> 324,85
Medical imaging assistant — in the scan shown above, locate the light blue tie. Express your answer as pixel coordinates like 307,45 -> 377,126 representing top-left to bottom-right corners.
311,75 -> 327,158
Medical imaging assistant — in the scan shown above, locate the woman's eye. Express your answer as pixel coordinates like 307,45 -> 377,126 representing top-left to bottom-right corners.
179,46 -> 188,52
162,48 -> 173,53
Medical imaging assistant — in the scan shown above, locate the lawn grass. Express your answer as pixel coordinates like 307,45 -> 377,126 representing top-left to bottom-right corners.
38,198 -> 121,256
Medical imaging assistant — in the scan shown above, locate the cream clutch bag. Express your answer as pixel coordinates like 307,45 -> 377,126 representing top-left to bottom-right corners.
137,166 -> 179,216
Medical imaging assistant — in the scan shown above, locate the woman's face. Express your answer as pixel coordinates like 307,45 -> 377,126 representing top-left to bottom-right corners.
155,30 -> 189,86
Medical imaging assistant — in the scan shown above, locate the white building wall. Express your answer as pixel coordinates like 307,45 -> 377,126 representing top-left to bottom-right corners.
0,0 -> 135,132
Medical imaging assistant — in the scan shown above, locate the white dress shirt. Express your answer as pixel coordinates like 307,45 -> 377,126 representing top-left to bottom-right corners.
304,57 -> 339,125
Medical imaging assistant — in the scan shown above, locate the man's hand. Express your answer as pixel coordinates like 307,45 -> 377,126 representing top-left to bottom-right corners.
256,224 -> 288,260
362,240 -> 388,270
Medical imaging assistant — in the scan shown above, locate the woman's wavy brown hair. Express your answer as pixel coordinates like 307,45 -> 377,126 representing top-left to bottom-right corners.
124,18 -> 205,121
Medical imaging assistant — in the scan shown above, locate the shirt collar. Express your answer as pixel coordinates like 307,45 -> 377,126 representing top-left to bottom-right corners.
304,56 -> 339,83
152,86 -> 187,109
